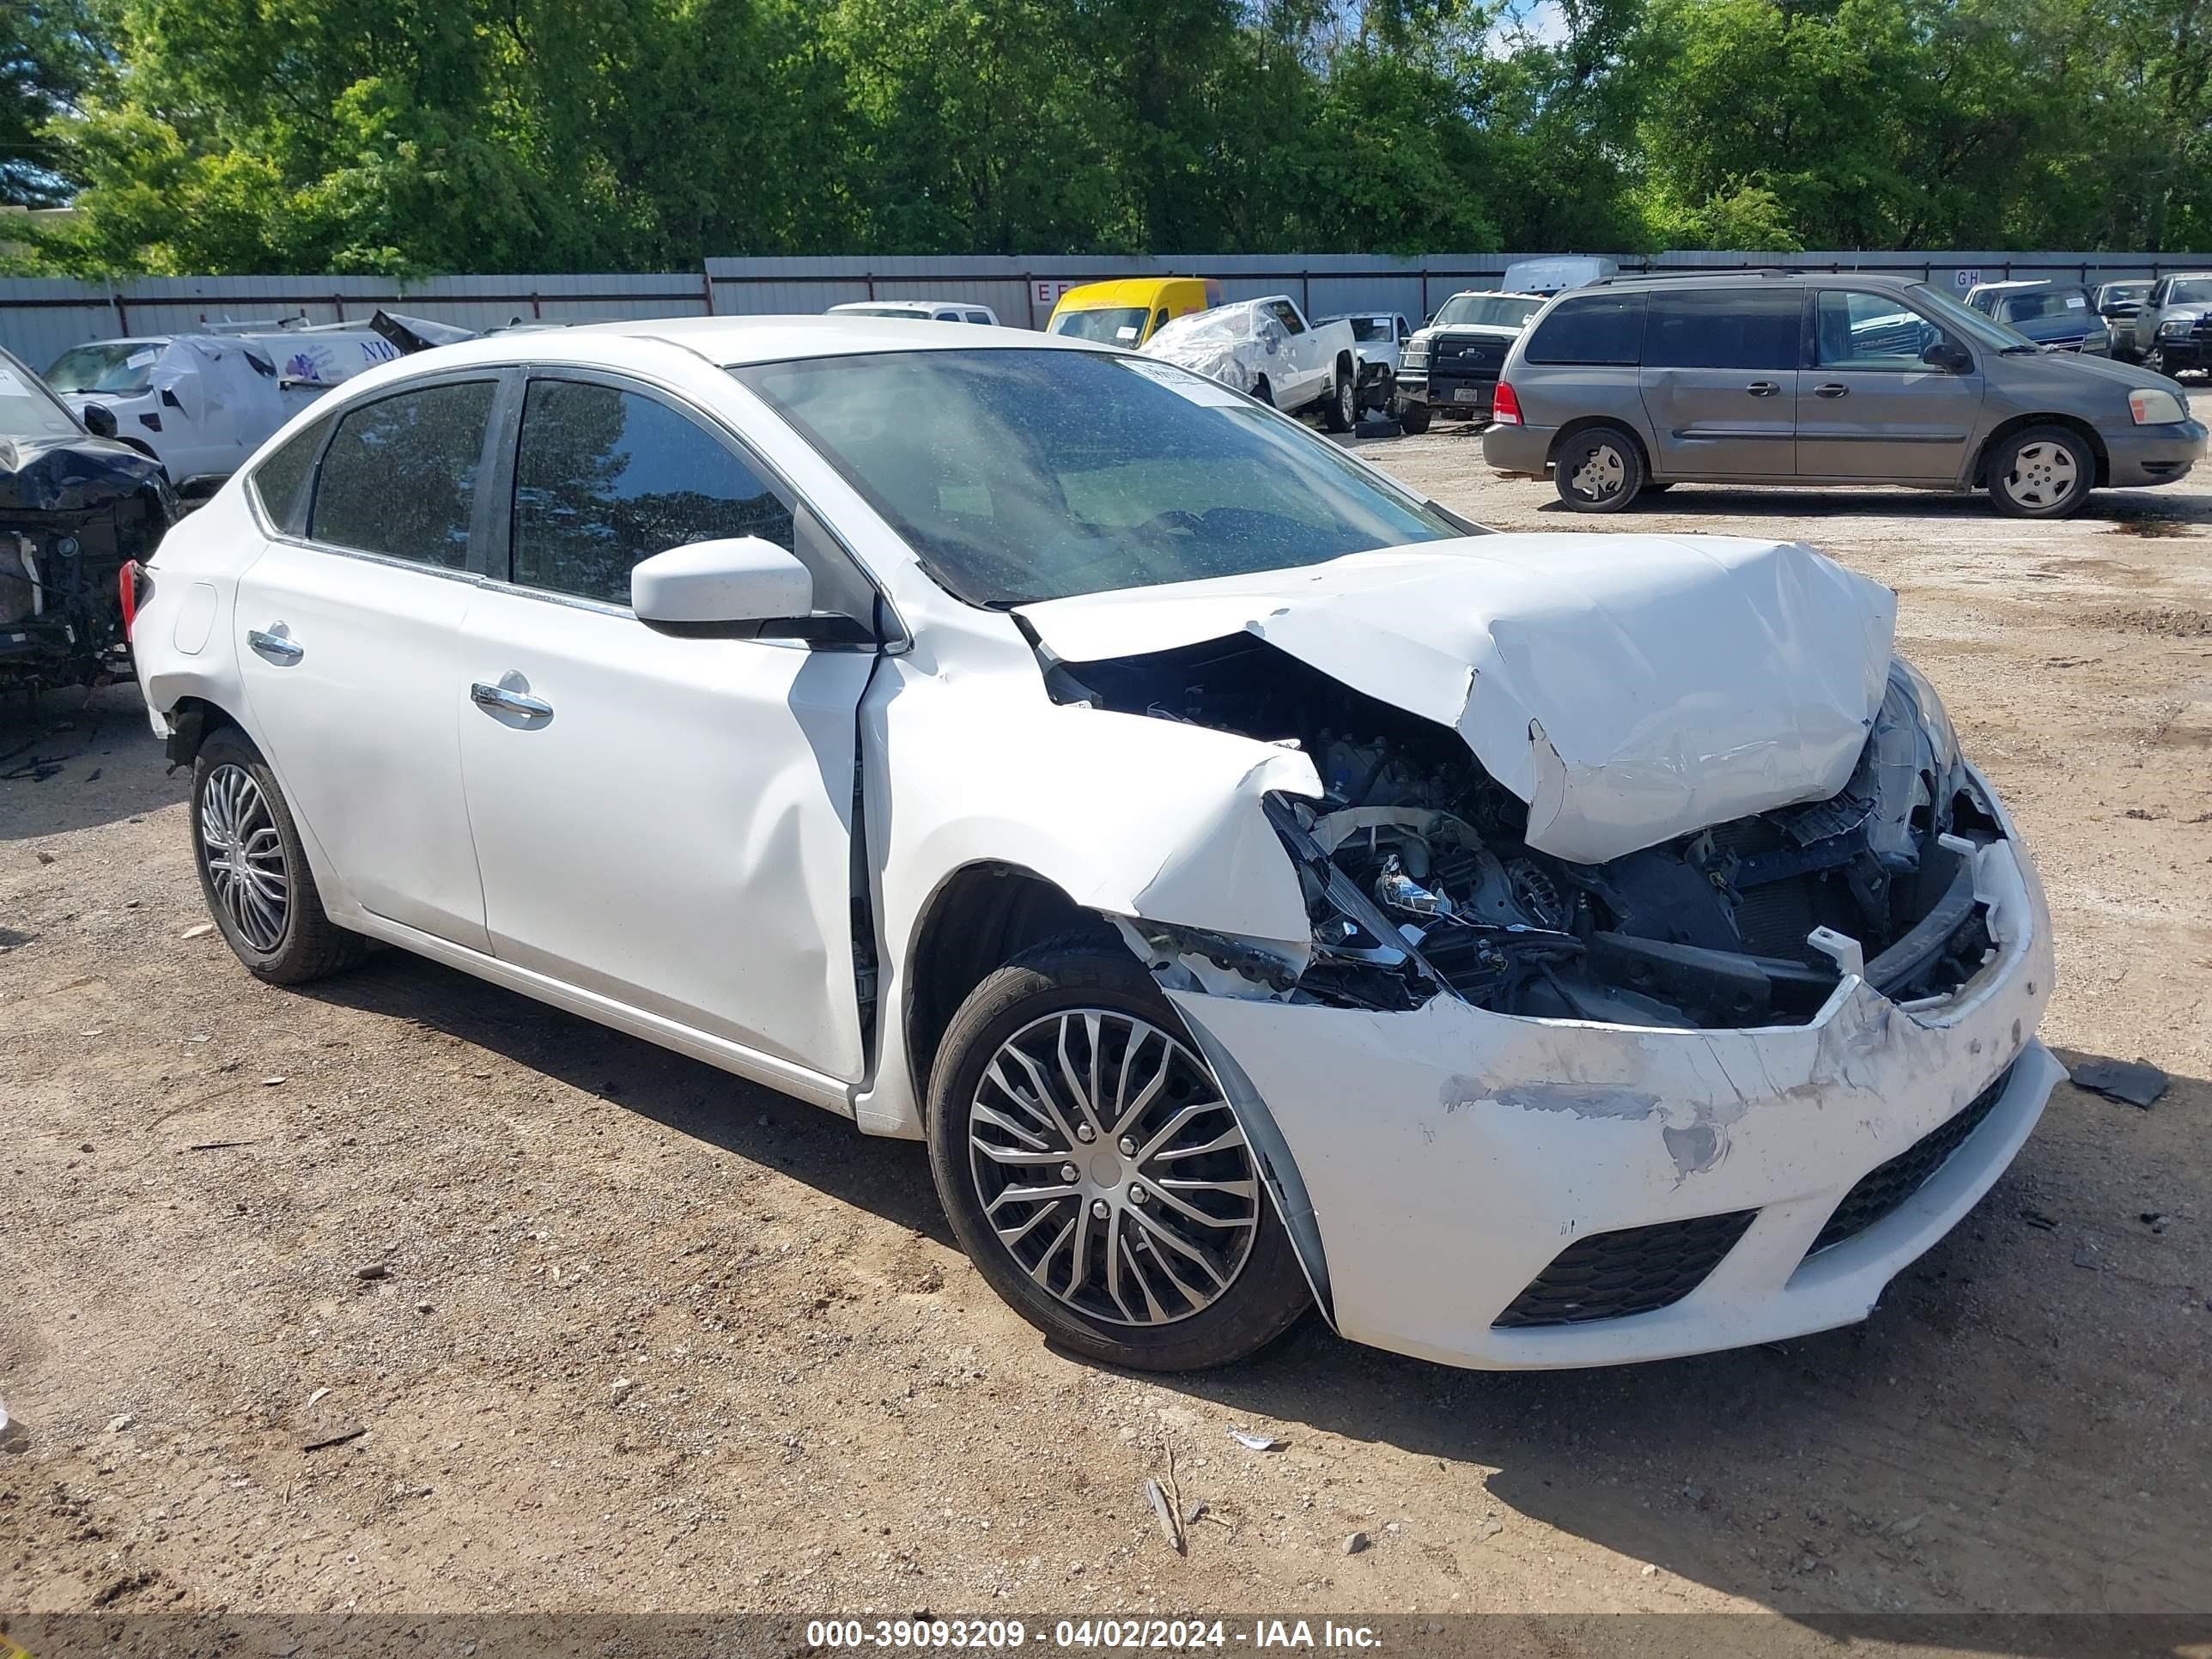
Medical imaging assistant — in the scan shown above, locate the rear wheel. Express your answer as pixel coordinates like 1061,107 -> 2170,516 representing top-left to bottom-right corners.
191,726 -> 367,984
1553,423 -> 1644,513
1323,367 -> 1356,433
1988,425 -> 2093,519
926,940 -> 1312,1371
1397,402 -> 1431,435
1251,375 -> 1274,408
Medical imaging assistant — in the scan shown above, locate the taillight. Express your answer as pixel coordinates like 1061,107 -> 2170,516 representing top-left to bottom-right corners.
1492,381 -> 1522,426
118,559 -> 148,639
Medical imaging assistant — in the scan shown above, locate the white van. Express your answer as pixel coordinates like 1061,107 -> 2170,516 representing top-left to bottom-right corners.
1499,256 -> 1620,296
826,300 -> 1000,325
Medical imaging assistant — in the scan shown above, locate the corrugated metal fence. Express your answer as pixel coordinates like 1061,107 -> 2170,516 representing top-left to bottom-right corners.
4,250 -> 2206,370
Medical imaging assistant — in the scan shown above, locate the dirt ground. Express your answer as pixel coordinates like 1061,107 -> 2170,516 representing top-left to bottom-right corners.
3,441 -> 2209,1638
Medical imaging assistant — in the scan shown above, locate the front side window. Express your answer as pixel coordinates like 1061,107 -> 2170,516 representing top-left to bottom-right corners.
509,379 -> 794,606
1267,301 -> 1307,336
310,381 -> 496,567
1048,307 -> 1150,344
1814,292 -> 1947,369
1644,289 -> 1802,370
1523,295 -> 1645,365
734,349 -> 1462,606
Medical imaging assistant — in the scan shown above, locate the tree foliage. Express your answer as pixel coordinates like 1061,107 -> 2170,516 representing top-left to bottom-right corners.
12,0 -> 2212,273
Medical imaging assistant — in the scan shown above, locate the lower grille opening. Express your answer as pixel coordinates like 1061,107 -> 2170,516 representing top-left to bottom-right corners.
1804,1063 -> 2016,1258
1492,1210 -> 1758,1329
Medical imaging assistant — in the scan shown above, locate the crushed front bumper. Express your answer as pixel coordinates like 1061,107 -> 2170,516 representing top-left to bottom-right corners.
1168,779 -> 2058,1371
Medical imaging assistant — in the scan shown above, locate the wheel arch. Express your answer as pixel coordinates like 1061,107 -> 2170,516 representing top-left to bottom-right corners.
1972,412 -> 2110,489
1548,415 -> 1654,477
162,693 -> 244,771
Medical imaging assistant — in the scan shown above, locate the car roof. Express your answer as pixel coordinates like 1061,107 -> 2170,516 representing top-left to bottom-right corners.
1049,277 -> 1207,309
1441,290 -> 1540,301
363,314 -> 1098,374
1590,269 -> 1923,291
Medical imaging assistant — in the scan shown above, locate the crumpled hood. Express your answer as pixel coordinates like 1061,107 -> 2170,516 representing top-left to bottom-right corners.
0,433 -> 168,515
1018,534 -> 1898,864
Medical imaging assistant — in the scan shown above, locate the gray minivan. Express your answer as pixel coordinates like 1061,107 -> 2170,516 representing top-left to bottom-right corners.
1481,271 -> 2205,518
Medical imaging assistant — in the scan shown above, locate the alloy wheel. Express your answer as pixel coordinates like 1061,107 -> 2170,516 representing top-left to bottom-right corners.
198,763 -> 290,952
966,1010 -> 1260,1327
2002,440 -> 2080,511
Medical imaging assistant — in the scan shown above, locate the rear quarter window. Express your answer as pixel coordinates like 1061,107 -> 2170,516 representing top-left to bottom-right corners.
248,416 -> 331,538
1525,295 -> 1647,366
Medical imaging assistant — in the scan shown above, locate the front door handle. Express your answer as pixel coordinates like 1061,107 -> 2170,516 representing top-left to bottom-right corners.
1745,380 -> 1781,398
471,681 -> 554,720
247,628 -> 302,663
1814,382 -> 1850,398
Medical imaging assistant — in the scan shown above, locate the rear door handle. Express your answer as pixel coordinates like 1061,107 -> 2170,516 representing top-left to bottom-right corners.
1814,383 -> 1850,398
1745,380 -> 1781,398
471,681 -> 553,720
247,628 -> 302,663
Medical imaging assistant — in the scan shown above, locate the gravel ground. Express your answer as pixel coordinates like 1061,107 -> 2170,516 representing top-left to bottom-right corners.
3,442 -> 2209,1635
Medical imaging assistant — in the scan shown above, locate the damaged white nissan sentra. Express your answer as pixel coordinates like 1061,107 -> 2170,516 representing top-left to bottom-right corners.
126,317 -> 2060,1373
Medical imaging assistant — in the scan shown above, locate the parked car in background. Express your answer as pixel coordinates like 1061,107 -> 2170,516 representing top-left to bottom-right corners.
1,344 -> 174,691
1322,312 -> 1412,415
2127,273 -> 2212,376
1963,282 -> 2110,355
1483,270 -> 2203,518
1140,295 -> 1362,430
826,300 -> 1000,325
1045,278 -> 1221,346
1501,256 -> 1619,295
2093,280 -> 2154,358
128,314 -> 2061,1376
1395,291 -> 1544,433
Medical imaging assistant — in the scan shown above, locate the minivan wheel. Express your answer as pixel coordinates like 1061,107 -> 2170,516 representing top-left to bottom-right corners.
1323,368 -> 1356,433
1989,426 -> 2092,519
1397,402 -> 1431,435
190,726 -> 367,985
1554,424 -> 1644,512
926,939 -> 1312,1371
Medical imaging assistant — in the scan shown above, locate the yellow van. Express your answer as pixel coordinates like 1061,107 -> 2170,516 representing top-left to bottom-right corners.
1045,277 -> 1222,345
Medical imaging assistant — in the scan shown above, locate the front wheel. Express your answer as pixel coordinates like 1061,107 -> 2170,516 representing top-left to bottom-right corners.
1988,425 -> 2092,519
1553,424 -> 1645,512
1322,368 -> 1356,432
191,726 -> 367,984
926,941 -> 1312,1371
1397,402 -> 1431,435
1251,375 -> 1274,408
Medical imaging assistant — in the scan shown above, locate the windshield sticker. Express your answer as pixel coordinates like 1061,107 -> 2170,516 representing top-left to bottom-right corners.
1116,325 -> 1139,341
1118,357 -> 1245,406
2066,295 -> 2086,308
0,368 -> 30,398
127,348 -> 158,368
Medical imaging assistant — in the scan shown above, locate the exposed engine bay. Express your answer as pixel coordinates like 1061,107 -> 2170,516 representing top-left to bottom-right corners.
1048,634 -> 2001,1030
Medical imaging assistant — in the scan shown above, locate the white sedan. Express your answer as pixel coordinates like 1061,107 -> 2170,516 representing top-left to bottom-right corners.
125,317 -> 2060,1372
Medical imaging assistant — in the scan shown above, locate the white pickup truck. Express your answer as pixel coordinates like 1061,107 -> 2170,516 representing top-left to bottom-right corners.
1139,295 -> 1363,430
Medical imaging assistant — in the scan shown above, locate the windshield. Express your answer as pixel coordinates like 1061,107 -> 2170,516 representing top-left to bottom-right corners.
734,349 -> 1462,606
1432,295 -> 1541,330
2167,279 -> 2212,306
1996,289 -> 2088,325
1906,284 -> 2038,349
46,340 -> 163,395
1048,307 -> 1152,345
833,305 -> 939,319
1346,317 -> 1394,342
0,353 -> 85,440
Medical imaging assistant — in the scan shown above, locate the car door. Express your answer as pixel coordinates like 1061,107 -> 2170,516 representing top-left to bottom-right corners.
2135,282 -> 2167,357
1795,289 -> 1986,481
1637,287 -> 1802,477
1265,301 -> 1324,404
453,370 -> 879,1079
232,376 -> 499,949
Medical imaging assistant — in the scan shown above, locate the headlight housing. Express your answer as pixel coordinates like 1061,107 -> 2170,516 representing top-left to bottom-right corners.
1889,655 -> 1960,780
2157,319 -> 2194,337
2129,386 -> 2189,425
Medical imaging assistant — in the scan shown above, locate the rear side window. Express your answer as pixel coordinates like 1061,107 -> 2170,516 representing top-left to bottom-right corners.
1644,289 -> 1802,370
509,378 -> 794,606
250,416 -> 330,537
310,382 -> 496,568
1525,295 -> 1646,365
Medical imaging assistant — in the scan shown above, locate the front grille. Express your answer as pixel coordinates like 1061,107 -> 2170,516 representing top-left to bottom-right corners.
1805,1063 -> 2014,1257
1492,1210 -> 1758,1328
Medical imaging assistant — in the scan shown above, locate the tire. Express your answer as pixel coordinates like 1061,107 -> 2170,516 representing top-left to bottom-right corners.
1987,424 -> 2093,519
926,939 -> 1313,1371
1397,402 -> 1431,435
2144,346 -> 2166,377
190,726 -> 368,985
1322,366 -> 1356,433
1553,423 -> 1645,512
1251,375 -> 1274,408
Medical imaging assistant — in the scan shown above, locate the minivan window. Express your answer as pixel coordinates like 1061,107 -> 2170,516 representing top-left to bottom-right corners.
1644,289 -> 1802,370
249,416 -> 331,537
309,381 -> 496,568
1814,292 -> 1941,370
510,379 -> 795,607
1523,295 -> 1645,365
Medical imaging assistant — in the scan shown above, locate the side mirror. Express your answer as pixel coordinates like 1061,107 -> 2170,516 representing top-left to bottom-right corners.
80,403 -> 118,439
1922,341 -> 1972,374
631,537 -> 814,629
